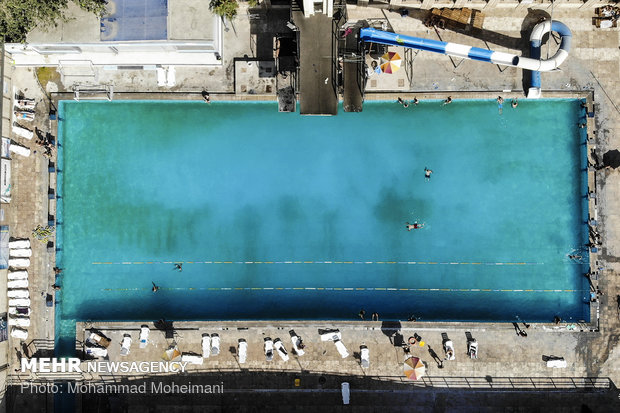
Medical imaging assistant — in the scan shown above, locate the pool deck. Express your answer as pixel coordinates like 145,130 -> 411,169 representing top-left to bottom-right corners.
1,3 -> 620,410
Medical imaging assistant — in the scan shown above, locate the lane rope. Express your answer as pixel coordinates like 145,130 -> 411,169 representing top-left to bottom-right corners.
101,287 -> 586,293
93,260 -> 545,266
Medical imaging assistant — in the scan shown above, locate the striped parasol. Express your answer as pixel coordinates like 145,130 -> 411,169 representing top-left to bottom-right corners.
380,51 -> 402,74
403,356 -> 426,380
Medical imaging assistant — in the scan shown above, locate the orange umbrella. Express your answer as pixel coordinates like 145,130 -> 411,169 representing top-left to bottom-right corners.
380,51 -> 401,74
404,356 -> 426,380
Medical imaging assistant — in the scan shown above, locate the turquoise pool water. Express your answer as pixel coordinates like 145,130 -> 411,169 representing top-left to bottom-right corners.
56,99 -> 590,352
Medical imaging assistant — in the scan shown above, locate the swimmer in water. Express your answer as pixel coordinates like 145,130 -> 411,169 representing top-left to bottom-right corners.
406,222 -> 424,231
424,167 -> 433,181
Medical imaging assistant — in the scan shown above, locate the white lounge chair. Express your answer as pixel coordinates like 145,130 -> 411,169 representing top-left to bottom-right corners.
157,67 -> 166,86
7,289 -> 29,299
9,298 -> 30,307
9,239 -> 30,249
139,325 -> 149,348
120,334 -> 132,356
320,330 -> 342,342
468,338 -> 478,359
334,339 -> 349,359
7,279 -> 29,289
181,353 -> 204,365
85,346 -> 108,358
166,66 -> 176,87
14,111 -> 34,122
8,258 -> 30,268
8,270 -> 28,280
10,248 -> 32,257
444,340 -> 455,361
9,307 -> 30,316
9,144 -> 30,158
547,357 -> 567,368
360,345 -> 370,368
289,330 -> 305,356
264,337 -> 274,362
341,382 -> 350,405
12,123 -> 33,140
88,332 -> 111,348
8,316 -> 30,327
202,333 -> 211,358
211,333 -> 220,356
14,99 -> 36,110
238,339 -> 248,364
11,327 -> 28,340
274,338 -> 289,361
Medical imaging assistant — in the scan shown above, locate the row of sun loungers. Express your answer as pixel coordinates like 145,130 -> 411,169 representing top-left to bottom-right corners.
8,128 -> 32,158
82,328 -> 371,368
201,333 -> 221,358
8,239 -> 31,269
13,97 -> 36,123
7,242 -> 32,340
10,95 -> 36,161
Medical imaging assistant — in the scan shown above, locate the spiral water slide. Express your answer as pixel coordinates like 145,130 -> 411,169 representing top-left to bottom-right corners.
359,20 -> 572,99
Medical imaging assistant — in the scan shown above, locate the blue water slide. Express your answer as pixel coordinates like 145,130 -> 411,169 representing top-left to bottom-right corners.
359,20 -> 571,99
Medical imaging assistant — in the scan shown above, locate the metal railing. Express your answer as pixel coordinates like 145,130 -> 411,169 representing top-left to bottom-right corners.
5,369 -> 613,391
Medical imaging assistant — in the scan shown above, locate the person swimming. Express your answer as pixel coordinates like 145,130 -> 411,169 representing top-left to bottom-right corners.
511,98 -> 518,108
424,167 -> 433,180
497,96 -> 504,114
152,282 -> 159,292
406,222 -> 424,231
174,263 -> 183,272
443,96 -> 452,105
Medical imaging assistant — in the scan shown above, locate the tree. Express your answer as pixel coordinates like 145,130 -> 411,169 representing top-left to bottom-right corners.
0,0 -> 106,43
209,0 -> 239,21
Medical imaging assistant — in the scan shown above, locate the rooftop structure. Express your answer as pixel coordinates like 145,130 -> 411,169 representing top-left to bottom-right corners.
6,0 -> 222,68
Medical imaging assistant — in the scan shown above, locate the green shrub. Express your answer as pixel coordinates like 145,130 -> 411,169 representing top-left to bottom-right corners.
0,0 -> 107,43
209,0 -> 239,20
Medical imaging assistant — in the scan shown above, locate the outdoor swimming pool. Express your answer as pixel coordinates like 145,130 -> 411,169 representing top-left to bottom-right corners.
56,99 -> 590,352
